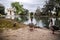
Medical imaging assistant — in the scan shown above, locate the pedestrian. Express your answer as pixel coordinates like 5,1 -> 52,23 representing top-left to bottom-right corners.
49,18 -> 54,34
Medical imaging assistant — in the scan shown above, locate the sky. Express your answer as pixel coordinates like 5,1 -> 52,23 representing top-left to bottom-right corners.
0,0 -> 47,12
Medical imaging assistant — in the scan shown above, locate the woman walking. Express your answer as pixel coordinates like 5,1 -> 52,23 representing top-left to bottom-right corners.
49,18 -> 55,34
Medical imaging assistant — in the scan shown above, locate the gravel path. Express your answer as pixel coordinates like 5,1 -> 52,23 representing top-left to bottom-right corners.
0,27 -> 60,40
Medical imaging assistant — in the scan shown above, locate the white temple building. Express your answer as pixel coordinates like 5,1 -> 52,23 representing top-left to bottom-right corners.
5,8 -> 15,19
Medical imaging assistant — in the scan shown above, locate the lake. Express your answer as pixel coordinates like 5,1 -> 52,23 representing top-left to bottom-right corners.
15,15 -> 60,28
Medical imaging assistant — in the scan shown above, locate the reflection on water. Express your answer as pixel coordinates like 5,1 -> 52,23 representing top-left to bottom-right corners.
24,18 -> 36,25
15,15 -> 28,22
15,15 -> 60,28
55,18 -> 60,27
36,20 -> 45,27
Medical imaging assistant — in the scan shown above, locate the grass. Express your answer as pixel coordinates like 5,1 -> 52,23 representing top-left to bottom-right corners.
0,18 -> 26,30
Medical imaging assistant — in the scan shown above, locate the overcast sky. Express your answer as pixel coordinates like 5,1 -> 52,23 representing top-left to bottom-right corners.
0,0 -> 47,12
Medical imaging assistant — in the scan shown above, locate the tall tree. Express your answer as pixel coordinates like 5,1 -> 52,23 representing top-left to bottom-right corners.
55,0 -> 60,16
0,4 -> 5,15
11,2 -> 24,15
43,0 -> 60,16
43,0 -> 55,15
24,9 -> 29,15
35,6 -> 41,16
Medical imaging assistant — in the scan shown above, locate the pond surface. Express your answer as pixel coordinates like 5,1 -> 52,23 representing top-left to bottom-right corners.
15,15 -> 60,28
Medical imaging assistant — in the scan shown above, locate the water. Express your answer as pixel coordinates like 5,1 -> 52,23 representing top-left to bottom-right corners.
15,15 -> 60,28
1,15 -> 60,28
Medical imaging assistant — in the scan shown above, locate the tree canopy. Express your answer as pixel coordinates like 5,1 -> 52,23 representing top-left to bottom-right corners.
43,0 -> 60,16
11,2 -> 24,15
0,4 -> 5,15
35,7 -> 41,16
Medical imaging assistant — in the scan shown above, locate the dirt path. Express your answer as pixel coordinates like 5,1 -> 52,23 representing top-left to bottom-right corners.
0,27 -> 60,40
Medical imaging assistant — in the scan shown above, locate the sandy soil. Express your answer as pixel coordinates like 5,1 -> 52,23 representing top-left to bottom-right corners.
0,27 -> 60,40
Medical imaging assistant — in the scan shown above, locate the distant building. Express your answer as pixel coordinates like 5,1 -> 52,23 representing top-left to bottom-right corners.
0,3 -> 5,15
5,8 -> 15,19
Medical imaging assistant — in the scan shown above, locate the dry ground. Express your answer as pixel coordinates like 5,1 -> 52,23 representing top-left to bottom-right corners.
0,26 -> 60,40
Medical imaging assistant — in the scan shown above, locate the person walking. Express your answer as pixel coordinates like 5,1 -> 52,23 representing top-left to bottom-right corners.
49,18 -> 55,34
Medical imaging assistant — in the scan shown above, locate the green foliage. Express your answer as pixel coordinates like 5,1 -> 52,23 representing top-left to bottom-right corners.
43,0 -> 60,16
20,16 -> 28,22
11,2 -> 24,15
43,0 -> 54,15
30,12 -> 33,18
55,0 -> 60,16
0,6 -> 5,15
15,16 -> 28,22
55,0 -> 60,3
24,9 -> 29,15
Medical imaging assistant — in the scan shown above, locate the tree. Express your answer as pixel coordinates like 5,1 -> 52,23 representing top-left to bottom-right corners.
54,0 -> 60,16
11,2 -> 24,15
43,0 -> 55,16
35,6 -> 41,16
0,3 -> 5,15
23,9 -> 29,15
43,0 -> 60,16
55,0 -> 60,3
